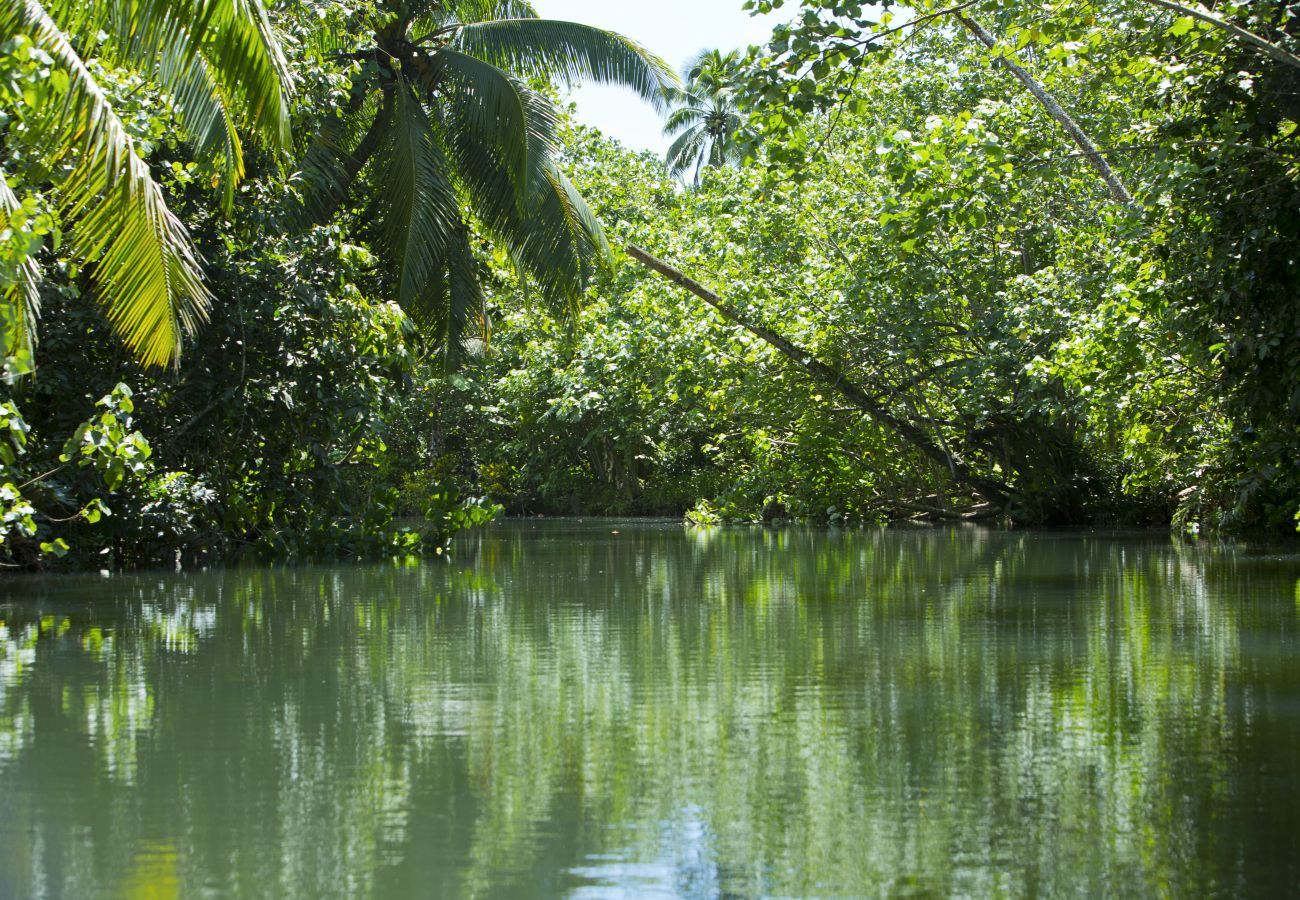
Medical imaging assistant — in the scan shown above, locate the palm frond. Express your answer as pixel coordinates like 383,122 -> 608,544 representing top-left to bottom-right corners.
665,125 -> 709,179
504,158 -> 610,312
299,9 -> 367,63
162,0 -> 293,149
3,0 -> 211,367
453,19 -> 676,111
0,176 -> 42,358
157,43 -> 244,210
63,0 -> 290,145
372,76 -> 462,328
296,92 -> 385,226
444,223 -> 486,366
427,68 -> 606,309
438,75 -> 558,237
408,0 -> 536,43
664,104 -> 706,135
446,0 -> 536,23
415,48 -> 530,193
683,47 -> 743,93
663,84 -> 703,106
543,161 -> 610,266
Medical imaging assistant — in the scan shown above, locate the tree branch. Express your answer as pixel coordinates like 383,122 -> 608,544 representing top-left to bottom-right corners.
1140,0 -> 1300,70
956,14 -> 1137,207
624,244 -> 1014,506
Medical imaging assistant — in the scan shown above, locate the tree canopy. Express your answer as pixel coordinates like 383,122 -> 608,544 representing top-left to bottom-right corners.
294,0 -> 674,354
0,0 -> 1297,569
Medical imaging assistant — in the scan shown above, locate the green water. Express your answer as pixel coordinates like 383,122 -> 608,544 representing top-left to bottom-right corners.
1,523 -> 1299,898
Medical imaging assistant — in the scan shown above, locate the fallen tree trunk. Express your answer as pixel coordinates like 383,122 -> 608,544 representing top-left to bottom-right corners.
1140,0 -> 1300,71
955,14 -> 1137,207
625,244 -> 1014,507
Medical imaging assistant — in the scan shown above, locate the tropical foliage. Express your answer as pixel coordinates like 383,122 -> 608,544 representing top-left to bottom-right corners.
293,0 -> 674,355
0,0 -> 290,367
727,0 -> 1300,530
0,0 -> 668,567
1,0 -> 1299,569
428,1 -> 1299,533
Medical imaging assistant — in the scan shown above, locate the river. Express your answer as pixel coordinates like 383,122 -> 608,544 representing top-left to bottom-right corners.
1,522 -> 1298,897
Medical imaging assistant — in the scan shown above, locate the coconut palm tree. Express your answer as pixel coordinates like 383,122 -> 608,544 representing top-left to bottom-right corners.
0,0 -> 292,367
663,48 -> 745,185
294,0 -> 675,358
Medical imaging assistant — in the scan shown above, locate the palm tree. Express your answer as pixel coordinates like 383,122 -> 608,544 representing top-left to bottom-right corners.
0,0 -> 292,367
663,48 -> 745,185
295,0 -> 675,358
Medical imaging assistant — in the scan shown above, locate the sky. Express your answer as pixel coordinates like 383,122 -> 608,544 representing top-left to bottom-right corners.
531,0 -> 788,153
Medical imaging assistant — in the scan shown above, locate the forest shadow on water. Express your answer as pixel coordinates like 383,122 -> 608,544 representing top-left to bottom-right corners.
1,522 -> 1299,898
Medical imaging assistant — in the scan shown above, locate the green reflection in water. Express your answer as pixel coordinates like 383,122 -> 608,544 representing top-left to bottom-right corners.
1,523 -> 1298,898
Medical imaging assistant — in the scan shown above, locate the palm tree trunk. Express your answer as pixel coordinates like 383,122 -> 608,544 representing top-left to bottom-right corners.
956,14 -> 1136,206
624,243 -> 1014,506
1139,0 -> 1300,70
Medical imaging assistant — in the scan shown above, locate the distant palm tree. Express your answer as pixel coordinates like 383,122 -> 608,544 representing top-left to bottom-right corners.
0,0 -> 292,367
663,48 -> 745,185
295,0 -> 675,358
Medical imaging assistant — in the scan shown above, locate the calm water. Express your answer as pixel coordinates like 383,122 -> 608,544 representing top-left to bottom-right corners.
1,523 -> 1299,898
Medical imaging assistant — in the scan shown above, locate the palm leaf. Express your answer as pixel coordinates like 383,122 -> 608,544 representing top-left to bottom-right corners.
542,161 -> 610,264
428,79 -> 602,306
157,42 -> 245,210
452,19 -> 676,111
0,175 -> 42,357
505,158 -> 610,312
296,89 -> 385,226
3,0 -> 211,367
437,75 -> 557,241
415,48 -> 530,194
663,84 -> 703,107
444,223 -> 487,366
372,76 -> 462,329
150,0 -> 292,148
443,0 -> 536,22
408,0 -> 537,40
426,64 -> 609,309
65,0 -> 281,207
683,48 -> 743,93
665,125 -> 709,179
664,104 -> 707,135
50,0 -> 292,150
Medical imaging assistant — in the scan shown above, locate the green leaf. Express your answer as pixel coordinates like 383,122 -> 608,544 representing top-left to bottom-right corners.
1,0 -> 212,367
39,537 -> 69,557
453,18 -> 676,112
372,76 -> 461,330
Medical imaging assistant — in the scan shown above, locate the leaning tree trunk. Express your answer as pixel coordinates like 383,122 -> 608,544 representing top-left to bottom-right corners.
624,244 -> 1014,507
956,14 -> 1137,206
1139,0 -> 1300,70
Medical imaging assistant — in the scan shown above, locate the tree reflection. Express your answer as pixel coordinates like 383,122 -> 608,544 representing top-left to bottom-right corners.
1,526 -> 1298,898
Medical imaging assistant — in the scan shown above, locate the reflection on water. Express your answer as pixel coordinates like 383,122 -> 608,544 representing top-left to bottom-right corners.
1,523 -> 1298,898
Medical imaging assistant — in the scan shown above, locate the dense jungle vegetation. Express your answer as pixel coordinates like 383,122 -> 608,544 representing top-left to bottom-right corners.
0,0 -> 1298,569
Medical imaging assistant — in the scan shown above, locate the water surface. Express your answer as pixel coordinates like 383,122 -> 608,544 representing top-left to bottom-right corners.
2,523 -> 1299,897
